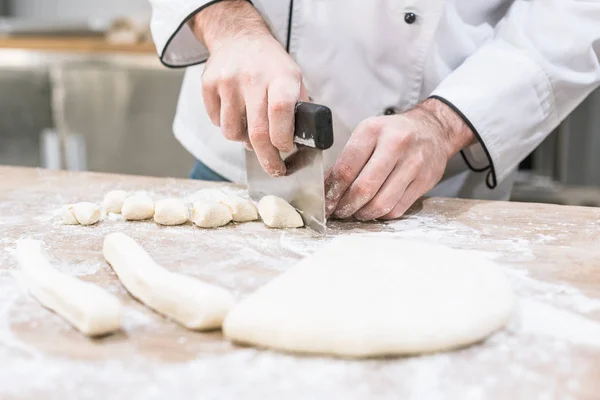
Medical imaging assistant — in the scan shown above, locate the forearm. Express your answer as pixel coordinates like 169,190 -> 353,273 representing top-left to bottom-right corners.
189,0 -> 271,52
416,98 -> 476,159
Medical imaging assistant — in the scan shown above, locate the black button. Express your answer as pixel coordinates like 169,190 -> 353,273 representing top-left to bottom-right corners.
384,108 -> 396,116
404,12 -> 417,24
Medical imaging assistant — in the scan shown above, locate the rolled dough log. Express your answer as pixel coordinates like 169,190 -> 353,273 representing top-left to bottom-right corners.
191,201 -> 232,228
102,190 -> 129,214
61,202 -> 101,225
15,239 -> 122,337
258,196 -> 303,228
219,195 -> 258,223
154,198 -> 189,226
223,237 -> 516,358
103,233 -> 234,330
122,194 -> 154,221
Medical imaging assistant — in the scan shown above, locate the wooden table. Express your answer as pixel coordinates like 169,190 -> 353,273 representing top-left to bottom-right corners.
0,36 -> 156,54
0,166 -> 599,400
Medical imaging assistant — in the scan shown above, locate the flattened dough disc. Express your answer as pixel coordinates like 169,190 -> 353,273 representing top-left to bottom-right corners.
223,236 -> 515,358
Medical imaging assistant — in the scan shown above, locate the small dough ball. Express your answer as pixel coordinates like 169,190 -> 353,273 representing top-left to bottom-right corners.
220,195 -> 258,222
71,202 -> 102,226
60,205 -> 79,225
122,195 -> 154,221
102,190 -> 129,214
192,201 -> 232,228
154,198 -> 189,226
258,196 -> 303,228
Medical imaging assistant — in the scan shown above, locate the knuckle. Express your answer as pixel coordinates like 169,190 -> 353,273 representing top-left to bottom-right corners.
269,99 -> 295,115
335,163 -> 355,184
407,151 -> 427,170
288,67 -> 303,81
390,133 -> 411,151
219,73 -> 235,86
241,71 -> 260,87
352,181 -> 376,201
358,117 -> 381,134
222,126 -> 243,141
202,77 -> 217,91
248,128 -> 269,143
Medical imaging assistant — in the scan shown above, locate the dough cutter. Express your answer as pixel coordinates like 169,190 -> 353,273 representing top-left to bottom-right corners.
245,102 -> 334,236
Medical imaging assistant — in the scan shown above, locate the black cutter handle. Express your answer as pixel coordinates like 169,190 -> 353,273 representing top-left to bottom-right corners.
294,102 -> 334,150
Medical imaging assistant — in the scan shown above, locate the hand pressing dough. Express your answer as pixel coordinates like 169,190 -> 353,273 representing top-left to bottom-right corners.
102,190 -> 129,214
223,237 -> 516,358
258,196 -> 303,228
219,195 -> 258,222
103,232 -> 234,330
154,198 -> 189,226
122,194 -> 154,221
191,201 -> 232,228
15,239 -> 122,337
61,202 -> 101,225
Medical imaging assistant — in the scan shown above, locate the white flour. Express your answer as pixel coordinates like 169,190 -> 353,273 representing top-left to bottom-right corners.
0,174 -> 599,399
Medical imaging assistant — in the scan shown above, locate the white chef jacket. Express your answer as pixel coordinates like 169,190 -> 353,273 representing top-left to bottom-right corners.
149,0 -> 600,201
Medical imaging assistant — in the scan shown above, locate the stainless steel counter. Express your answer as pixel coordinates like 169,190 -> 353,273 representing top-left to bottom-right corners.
0,46 -> 194,178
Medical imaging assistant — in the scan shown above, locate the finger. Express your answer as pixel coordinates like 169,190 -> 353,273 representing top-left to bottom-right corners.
245,86 -> 286,176
201,71 -> 221,127
324,118 -> 380,217
268,77 -> 299,153
331,143 -> 397,219
299,82 -> 310,102
379,180 -> 424,220
353,160 -> 418,221
219,85 -> 247,142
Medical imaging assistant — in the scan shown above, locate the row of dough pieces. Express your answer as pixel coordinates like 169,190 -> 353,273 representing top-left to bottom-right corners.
61,190 -> 304,229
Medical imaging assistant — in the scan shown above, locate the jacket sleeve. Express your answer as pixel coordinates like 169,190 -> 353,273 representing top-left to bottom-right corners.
430,0 -> 600,188
148,0 -> 252,68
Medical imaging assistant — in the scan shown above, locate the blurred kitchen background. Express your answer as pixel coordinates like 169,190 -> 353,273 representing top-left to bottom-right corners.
0,0 -> 599,206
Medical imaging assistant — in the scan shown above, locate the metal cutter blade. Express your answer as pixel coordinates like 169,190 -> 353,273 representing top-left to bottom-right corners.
245,102 -> 334,235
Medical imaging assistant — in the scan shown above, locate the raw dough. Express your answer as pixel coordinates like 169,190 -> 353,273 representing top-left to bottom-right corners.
61,202 -> 101,225
223,236 -> 516,358
122,194 -> 154,221
102,190 -> 129,214
219,195 -> 258,223
258,195 -> 303,228
191,201 -> 232,228
60,205 -> 79,225
103,233 -> 234,330
154,198 -> 189,226
15,239 -> 122,337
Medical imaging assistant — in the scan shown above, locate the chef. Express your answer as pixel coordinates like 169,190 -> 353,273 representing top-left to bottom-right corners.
148,0 -> 600,220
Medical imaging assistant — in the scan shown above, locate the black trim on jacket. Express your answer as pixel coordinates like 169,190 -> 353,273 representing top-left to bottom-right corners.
429,95 -> 498,189
159,0 -> 253,69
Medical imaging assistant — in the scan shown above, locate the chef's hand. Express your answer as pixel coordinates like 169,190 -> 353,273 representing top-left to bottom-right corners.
191,0 -> 308,177
324,98 -> 476,220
